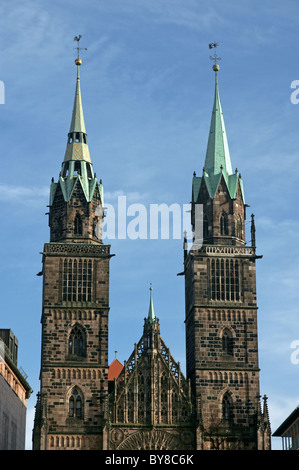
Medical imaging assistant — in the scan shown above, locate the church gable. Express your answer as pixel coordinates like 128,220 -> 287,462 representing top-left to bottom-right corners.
108,314 -> 195,451
109,316 -> 194,428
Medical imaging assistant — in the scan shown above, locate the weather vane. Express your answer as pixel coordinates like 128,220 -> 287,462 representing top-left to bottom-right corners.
209,42 -> 221,72
74,35 -> 87,66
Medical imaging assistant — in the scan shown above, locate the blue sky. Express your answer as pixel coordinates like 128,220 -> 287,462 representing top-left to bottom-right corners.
0,0 -> 298,450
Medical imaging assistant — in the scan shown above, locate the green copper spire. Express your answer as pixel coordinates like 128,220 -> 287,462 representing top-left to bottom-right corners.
50,50 -> 104,206
192,47 -> 245,204
69,65 -> 87,135
64,61 -> 91,163
148,284 -> 155,324
204,71 -> 233,176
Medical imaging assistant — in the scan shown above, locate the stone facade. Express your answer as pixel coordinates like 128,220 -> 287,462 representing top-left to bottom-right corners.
32,60 -> 271,451
32,241 -> 112,450
183,70 -> 271,449
32,62 -> 112,450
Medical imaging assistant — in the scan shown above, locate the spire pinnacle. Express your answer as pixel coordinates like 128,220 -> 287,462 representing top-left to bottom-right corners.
63,36 -> 91,164
204,43 -> 233,176
50,41 -> 104,211
68,36 -> 87,136
69,63 -> 86,135
148,284 -> 155,324
191,44 -> 245,204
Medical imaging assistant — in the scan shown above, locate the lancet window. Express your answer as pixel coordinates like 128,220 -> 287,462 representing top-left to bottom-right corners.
220,212 -> 228,236
74,213 -> 83,235
222,393 -> 233,421
69,387 -> 83,419
68,324 -> 86,357
221,329 -> 234,355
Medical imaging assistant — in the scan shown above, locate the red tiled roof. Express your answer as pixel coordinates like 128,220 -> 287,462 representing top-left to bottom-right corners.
108,358 -> 123,381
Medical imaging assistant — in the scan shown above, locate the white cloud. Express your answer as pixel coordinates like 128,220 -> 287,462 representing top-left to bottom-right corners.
0,184 -> 49,204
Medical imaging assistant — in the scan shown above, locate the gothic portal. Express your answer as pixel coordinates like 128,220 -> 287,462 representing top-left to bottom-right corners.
32,51 -> 271,450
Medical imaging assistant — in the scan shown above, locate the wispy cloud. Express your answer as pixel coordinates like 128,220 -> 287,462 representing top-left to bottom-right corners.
0,184 -> 48,204
104,189 -> 150,205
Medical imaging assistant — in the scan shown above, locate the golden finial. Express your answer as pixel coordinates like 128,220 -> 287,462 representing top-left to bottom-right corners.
74,35 -> 87,66
209,42 -> 221,72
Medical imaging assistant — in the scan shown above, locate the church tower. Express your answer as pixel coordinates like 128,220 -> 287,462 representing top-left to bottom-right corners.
32,51 -> 112,450
184,48 -> 271,450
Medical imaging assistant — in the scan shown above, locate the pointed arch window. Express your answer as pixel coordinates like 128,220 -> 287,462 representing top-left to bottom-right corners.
56,216 -> 63,238
222,393 -> 233,421
220,212 -> 228,236
69,387 -> 83,419
68,324 -> 86,357
74,213 -> 83,236
222,329 -> 233,356
203,214 -> 209,239
236,215 -> 243,240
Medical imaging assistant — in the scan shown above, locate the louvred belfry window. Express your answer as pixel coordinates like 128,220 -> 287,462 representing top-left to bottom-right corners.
62,259 -> 92,302
210,258 -> 241,301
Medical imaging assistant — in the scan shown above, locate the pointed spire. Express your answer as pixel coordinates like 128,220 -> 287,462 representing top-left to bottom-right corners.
256,394 -> 262,425
192,44 -> 246,203
49,42 -> 105,207
64,49 -> 91,164
148,283 -> 155,324
204,69 -> 233,176
69,64 -> 87,135
263,394 -> 270,426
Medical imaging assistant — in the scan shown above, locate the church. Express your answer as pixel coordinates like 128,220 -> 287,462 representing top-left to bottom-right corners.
32,44 -> 271,450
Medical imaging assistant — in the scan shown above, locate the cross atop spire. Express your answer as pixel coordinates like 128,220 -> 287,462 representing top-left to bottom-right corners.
209,42 -> 221,72
74,35 -> 87,67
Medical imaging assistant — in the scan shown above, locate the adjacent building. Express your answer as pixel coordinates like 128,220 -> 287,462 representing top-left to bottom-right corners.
273,406 -> 299,450
0,329 -> 32,450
